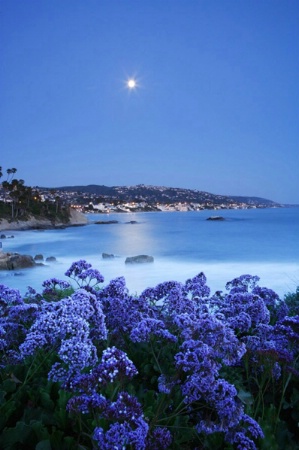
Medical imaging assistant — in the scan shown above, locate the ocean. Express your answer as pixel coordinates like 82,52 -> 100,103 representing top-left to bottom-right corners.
0,207 -> 298,298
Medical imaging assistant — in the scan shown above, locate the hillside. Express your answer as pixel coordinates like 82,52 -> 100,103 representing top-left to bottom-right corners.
45,184 -> 282,208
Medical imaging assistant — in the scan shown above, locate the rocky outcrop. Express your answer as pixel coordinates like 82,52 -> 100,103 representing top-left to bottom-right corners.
125,255 -> 154,264
68,209 -> 88,226
206,216 -> 225,221
0,208 -> 88,231
0,252 -> 36,270
95,220 -> 119,225
102,253 -> 115,259
46,256 -> 56,262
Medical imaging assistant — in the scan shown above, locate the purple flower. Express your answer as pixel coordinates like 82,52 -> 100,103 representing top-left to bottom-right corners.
19,288 -> 107,383
93,418 -> 149,450
77,268 -> 104,283
65,260 -> 92,277
130,318 -> 177,343
95,347 -> 138,385
89,392 -> 149,449
0,285 -> 39,365
157,374 -> 179,394
145,427 -> 172,449
108,392 -> 143,421
65,260 -> 105,289
42,278 -> 71,291
226,275 -> 260,293
100,279 -> 152,342
0,284 -> 23,307
70,347 -> 138,393
67,393 -> 108,414
226,431 -> 258,450
184,272 -> 211,299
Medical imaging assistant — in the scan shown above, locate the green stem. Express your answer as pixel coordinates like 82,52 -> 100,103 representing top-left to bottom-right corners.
275,374 -> 292,430
150,341 -> 162,373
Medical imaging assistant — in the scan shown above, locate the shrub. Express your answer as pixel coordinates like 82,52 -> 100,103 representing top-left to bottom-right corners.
0,263 -> 298,449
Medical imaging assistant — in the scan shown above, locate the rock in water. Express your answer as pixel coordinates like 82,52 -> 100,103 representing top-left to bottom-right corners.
46,256 -> 57,262
34,254 -> 44,261
125,255 -> 154,264
95,220 -> 119,225
206,216 -> 225,221
0,252 -> 36,270
102,253 -> 115,259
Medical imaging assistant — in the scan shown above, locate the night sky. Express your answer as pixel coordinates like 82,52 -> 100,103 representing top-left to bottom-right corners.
1,0 -> 298,203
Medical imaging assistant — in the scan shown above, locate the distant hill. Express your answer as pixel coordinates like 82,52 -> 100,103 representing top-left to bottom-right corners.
42,184 -> 282,208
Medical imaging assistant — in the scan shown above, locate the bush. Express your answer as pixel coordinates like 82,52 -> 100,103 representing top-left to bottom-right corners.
0,263 -> 298,449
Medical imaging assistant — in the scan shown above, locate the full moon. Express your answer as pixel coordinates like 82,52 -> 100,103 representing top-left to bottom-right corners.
127,78 -> 137,89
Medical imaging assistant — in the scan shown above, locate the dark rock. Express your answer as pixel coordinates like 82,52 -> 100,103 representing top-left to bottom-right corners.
102,253 -> 115,259
126,221 -> 138,224
34,254 -> 44,261
95,220 -> 119,224
46,256 -> 57,262
0,253 -> 36,270
125,255 -> 154,264
0,234 -> 6,239
206,216 -> 225,221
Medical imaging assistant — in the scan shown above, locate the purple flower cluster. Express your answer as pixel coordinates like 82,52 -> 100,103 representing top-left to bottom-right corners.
100,277 -> 154,344
0,284 -> 38,366
130,318 -> 177,343
41,277 -> 71,299
69,386 -> 149,449
65,259 -> 104,291
19,288 -> 107,384
173,314 -> 254,442
2,260 -> 298,449
69,346 -> 137,394
93,412 -> 149,449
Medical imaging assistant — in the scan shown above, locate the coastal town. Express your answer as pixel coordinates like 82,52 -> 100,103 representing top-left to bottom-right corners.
0,180 -> 285,220
34,184 -> 284,214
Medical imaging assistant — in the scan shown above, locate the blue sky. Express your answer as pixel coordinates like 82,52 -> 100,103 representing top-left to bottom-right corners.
1,0 -> 298,203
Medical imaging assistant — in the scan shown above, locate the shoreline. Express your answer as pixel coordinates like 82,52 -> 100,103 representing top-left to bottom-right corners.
0,209 -> 88,232
0,204 -> 297,232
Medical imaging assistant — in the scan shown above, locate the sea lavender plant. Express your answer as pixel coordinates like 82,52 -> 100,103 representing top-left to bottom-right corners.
1,263 -> 298,449
0,284 -> 39,366
65,259 -> 104,292
67,349 -> 150,449
173,312 -> 264,447
100,277 -> 154,344
19,287 -> 107,385
41,277 -> 72,300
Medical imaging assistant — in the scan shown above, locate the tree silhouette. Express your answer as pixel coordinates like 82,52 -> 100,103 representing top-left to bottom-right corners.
6,168 -> 17,182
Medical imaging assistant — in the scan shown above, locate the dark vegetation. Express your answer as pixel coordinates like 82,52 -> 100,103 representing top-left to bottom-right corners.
0,166 -> 70,223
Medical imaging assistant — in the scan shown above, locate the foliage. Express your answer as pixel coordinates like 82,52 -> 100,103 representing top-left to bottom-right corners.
1,263 -> 299,449
0,165 -> 70,222
284,287 -> 299,317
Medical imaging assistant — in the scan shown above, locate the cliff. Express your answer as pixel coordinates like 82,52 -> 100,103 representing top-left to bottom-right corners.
0,208 -> 88,231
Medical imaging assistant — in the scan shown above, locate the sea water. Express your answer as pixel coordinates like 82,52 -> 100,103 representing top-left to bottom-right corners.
0,207 -> 298,297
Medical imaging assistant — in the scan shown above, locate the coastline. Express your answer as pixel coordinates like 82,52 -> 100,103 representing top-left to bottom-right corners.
0,208 -> 88,232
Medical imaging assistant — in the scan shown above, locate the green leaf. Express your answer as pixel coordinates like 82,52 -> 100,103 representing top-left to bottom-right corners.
2,379 -> 17,394
36,440 -> 52,450
0,421 -> 32,446
40,390 -> 55,410
237,388 -> 254,405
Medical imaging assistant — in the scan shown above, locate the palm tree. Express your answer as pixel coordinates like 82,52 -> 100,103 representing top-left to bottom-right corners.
6,168 -> 17,183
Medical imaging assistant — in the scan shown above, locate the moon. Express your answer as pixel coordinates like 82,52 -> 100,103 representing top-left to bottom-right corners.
127,78 -> 137,89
